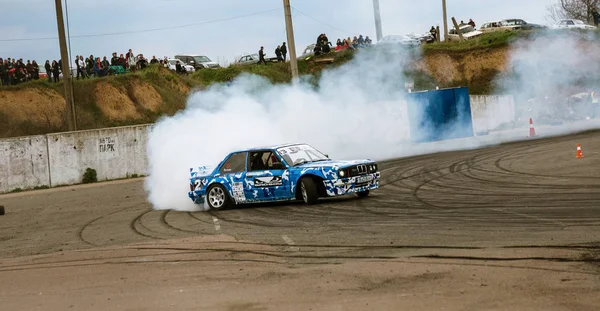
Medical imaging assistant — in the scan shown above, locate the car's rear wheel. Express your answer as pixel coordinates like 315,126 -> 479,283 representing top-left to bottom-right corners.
299,178 -> 318,205
206,184 -> 231,210
357,190 -> 370,198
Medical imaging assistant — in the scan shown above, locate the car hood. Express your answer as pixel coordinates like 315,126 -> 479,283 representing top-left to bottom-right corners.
293,159 -> 374,169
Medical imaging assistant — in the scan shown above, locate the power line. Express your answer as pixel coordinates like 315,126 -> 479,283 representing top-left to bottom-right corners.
290,5 -> 350,34
0,8 -> 281,42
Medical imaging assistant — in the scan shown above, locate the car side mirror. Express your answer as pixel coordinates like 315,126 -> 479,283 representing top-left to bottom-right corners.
325,154 -> 329,158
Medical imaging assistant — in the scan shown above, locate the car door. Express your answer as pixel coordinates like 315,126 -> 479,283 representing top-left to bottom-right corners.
217,151 -> 249,203
245,150 -> 290,201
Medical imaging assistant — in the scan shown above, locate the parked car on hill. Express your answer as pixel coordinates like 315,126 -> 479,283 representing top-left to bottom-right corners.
165,59 -> 195,73
406,32 -> 435,44
447,25 -> 483,41
498,19 -> 546,30
480,21 -> 504,33
233,53 -> 278,66
377,35 -> 420,46
174,54 -> 220,70
552,19 -> 596,30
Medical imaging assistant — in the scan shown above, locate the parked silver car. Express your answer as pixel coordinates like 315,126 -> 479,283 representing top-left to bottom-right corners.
233,53 -> 278,65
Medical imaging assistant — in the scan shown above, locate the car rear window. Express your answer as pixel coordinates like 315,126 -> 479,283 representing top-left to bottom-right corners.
220,152 -> 247,174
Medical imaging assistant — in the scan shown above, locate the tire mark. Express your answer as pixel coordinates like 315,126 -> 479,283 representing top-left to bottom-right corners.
129,209 -> 164,240
78,203 -> 144,246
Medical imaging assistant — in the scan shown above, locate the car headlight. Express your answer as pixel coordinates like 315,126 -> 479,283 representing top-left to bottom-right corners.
338,169 -> 345,177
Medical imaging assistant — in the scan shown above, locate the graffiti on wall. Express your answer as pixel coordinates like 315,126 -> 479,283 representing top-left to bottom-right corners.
99,137 -> 116,152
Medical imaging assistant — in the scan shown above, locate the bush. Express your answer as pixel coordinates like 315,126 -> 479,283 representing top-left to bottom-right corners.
82,168 -> 98,184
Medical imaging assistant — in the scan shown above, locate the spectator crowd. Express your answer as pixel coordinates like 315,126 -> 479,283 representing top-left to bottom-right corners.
314,33 -> 373,56
1,49 -> 170,87
2,31 -> 376,86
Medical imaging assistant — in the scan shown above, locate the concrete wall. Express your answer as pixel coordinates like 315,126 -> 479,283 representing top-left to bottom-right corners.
470,95 -> 515,133
0,124 -> 151,193
47,125 -> 151,186
0,135 -> 50,193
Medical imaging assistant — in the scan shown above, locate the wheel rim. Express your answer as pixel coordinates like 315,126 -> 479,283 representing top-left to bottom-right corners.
208,186 -> 225,208
301,183 -> 307,202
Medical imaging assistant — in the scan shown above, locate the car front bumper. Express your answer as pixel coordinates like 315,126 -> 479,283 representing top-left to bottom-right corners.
323,172 -> 380,196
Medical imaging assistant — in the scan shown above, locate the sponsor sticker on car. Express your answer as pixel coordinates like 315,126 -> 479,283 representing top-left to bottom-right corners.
356,175 -> 373,183
254,176 -> 283,187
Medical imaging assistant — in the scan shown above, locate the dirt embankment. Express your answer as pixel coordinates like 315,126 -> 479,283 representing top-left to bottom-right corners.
0,49 -> 513,138
0,67 -> 196,138
415,46 -> 511,93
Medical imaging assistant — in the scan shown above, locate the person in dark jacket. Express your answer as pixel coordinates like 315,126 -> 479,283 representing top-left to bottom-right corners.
110,53 -> 118,66
258,46 -> 267,65
44,60 -> 52,82
281,42 -> 287,61
0,58 -> 4,86
51,60 -> 60,83
275,46 -> 283,62
31,60 -> 40,80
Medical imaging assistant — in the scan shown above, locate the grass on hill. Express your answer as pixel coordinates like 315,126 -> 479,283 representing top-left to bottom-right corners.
423,30 -> 529,52
191,48 -> 356,86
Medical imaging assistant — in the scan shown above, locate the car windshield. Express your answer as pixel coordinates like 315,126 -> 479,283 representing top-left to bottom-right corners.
276,144 -> 328,166
460,25 -> 475,33
193,56 -> 211,63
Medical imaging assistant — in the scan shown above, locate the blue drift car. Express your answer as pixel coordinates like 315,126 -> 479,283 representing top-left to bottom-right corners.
188,143 -> 380,209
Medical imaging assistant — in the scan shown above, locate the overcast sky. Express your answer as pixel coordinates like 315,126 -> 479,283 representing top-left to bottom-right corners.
0,0 -> 555,66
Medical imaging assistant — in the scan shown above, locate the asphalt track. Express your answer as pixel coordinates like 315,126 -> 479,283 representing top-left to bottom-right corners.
1,130 -> 599,310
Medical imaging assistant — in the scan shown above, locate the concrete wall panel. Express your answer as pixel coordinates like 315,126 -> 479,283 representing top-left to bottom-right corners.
470,95 -> 515,133
0,135 -> 50,193
47,125 -> 150,186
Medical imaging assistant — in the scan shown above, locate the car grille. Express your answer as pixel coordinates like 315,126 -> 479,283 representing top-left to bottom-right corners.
344,163 -> 377,177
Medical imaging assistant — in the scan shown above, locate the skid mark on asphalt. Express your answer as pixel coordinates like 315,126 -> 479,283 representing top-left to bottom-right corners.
281,235 -> 299,252
78,203 -> 149,246
212,217 -> 221,231
491,208 -> 567,228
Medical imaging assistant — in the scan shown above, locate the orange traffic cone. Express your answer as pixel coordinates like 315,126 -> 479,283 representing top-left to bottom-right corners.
576,144 -> 583,158
529,118 -> 536,137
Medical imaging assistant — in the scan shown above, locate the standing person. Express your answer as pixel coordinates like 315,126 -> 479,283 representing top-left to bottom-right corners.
258,46 -> 267,65
468,18 -> 476,28
127,52 -> 137,72
275,45 -> 283,62
430,26 -> 437,41
0,58 -> 4,86
44,60 -> 52,82
76,55 -> 86,79
281,42 -> 287,61
51,60 -> 60,83
31,60 -> 40,80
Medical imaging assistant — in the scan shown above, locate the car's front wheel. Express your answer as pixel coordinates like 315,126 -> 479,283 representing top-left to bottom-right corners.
299,178 -> 319,205
206,184 -> 232,210
356,190 -> 370,198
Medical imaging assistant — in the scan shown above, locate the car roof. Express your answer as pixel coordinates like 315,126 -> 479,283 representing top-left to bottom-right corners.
175,54 -> 209,57
232,143 -> 307,153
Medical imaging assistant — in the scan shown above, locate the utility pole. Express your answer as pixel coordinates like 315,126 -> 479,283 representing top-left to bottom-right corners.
442,0 -> 448,42
283,0 -> 299,83
372,0 -> 383,41
54,0 -> 77,131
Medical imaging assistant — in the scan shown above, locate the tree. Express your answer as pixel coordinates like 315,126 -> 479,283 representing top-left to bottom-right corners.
545,0 -> 600,24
